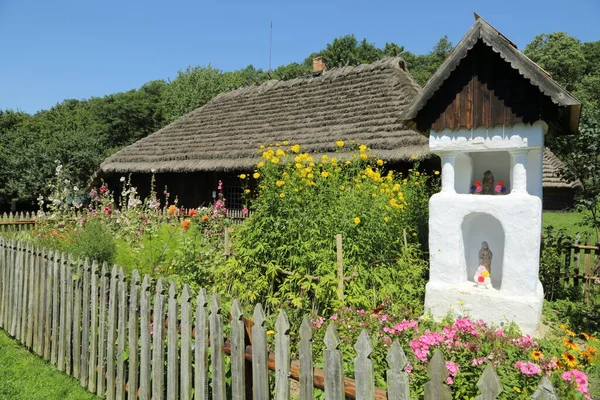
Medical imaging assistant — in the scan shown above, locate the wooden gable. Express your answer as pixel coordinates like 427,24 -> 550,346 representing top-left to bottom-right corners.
415,41 -> 564,134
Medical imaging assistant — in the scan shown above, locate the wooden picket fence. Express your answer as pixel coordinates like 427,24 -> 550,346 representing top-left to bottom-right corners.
0,211 -> 37,233
0,238 -> 561,400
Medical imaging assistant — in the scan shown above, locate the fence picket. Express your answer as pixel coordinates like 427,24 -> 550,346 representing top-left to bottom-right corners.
26,245 -> 36,349
72,259 -> 83,379
116,267 -> 127,400
252,303 -> 269,400
88,261 -> 100,393
44,251 -> 54,361
210,293 -> 226,400
231,299 -> 246,400
36,250 -> 46,355
275,310 -> 290,400
531,375 -> 559,400
386,341 -> 410,400
194,289 -> 209,400
106,265 -> 119,400
97,262 -> 110,397
180,284 -> 192,400
64,256 -> 74,375
424,349 -> 451,400
80,259 -> 91,388
152,278 -> 166,400
20,244 -> 30,343
127,270 -> 140,400
354,330 -> 374,400
299,316 -> 314,400
0,238 -> 7,330
324,324 -> 344,400
167,281 -> 179,400
475,363 -> 502,400
139,275 -> 151,400
58,253 -> 69,372
50,252 -> 60,365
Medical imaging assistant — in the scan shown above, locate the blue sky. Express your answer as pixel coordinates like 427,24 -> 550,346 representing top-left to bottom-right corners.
1,0 -> 598,114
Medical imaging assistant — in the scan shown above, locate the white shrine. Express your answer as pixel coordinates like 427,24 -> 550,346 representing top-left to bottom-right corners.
400,17 -> 581,335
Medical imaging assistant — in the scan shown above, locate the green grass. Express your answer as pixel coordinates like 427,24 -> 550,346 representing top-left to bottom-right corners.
543,210 -> 597,241
0,329 -> 98,400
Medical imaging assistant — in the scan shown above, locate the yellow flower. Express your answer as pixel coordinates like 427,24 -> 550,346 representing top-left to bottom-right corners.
563,337 -> 579,351
434,170 -> 440,175
359,153 -> 368,161
412,232 -> 417,237
276,149 -> 285,157
531,351 -> 543,360
411,155 -> 417,160
295,163 -> 303,169
291,144 -> 300,153
257,162 -> 265,168
245,189 -> 251,194
416,171 -> 420,176
336,140 -> 344,148
383,217 -> 389,222
513,387 -> 521,393
359,144 -> 367,153
321,155 -> 329,163
266,330 -> 275,335
276,180 -> 285,187
259,145 -> 265,149
330,157 -> 338,165
372,193 -> 377,198
283,140 -> 289,145
562,352 -> 578,368
321,171 -> 329,178
279,193 -> 285,198
376,159 -> 384,166
307,173 -> 314,179
272,157 -> 280,164
345,160 -> 351,165
353,217 -> 361,225
239,174 -> 247,179
253,172 -> 260,179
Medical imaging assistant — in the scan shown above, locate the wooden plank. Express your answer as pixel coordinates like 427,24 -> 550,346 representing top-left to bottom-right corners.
180,284 -> 192,400
139,275 -> 151,400
424,349 -> 451,400
194,289 -> 209,400
167,281 -> 179,400
127,270 -> 140,400
354,330 -> 374,400
152,278 -> 166,400
88,261 -> 100,393
0,238 -> 7,330
275,310 -> 290,400
324,324 -> 344,400
58,253 -> 68,372
26,245 -> 36,349
97,262 -> 110,397
116,268 -> 127,400
475,363 -> 502,400
35,250 -> 46,356
72,259 -> 83,379
19,244 -> 28,342
386,341 -> 410,400
230,299 -> 246,400
80,259 -> 91,388
299,316 -> 314,400
51,252 -> 60,365
6,241 -> 14,334
106,265 -> 119,400
252,303 -> 269,400
65,256 -> 74,375
210,293 -> 226,400
43,251 -> 54,361
531,375 -> 559,400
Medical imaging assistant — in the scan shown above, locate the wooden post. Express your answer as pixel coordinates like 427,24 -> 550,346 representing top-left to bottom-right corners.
386,340 -> 410,400
127,270 -> 141,400
299,316 -> 314,400
180,284 -> 192,400
252,304 -> 269,400
324,323 -> 343,400
115,267 -> 127,400
274,311 -> 290,400
139,275 -> 151,400
230,299 -> 246,400
354,330 -> 374,399
336,234 -> 344,302
194,289 -> 208,400
167,281 -> 179,400
210,293 -> 226,400
151,278 -> 166,400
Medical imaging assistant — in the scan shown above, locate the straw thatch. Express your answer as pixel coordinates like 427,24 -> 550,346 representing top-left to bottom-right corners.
100,57 -> 429,174
543,148 -> 582,189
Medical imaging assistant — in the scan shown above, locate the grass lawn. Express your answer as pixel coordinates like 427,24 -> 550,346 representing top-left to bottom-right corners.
0,329 -> 98,400
543,210 -> 597,241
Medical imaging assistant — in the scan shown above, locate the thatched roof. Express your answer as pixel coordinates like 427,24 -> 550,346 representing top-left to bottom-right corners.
543,148 -> 582,189
100,57 -> 429,174
400,17 -> 581,135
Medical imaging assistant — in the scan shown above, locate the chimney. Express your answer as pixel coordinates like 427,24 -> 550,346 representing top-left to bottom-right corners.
312,56 -> 327,76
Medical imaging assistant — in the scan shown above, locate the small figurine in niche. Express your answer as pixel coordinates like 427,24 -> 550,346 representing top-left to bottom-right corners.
481,170 -> 495,195
474,265 -> 492,288
479,241 -> 493,271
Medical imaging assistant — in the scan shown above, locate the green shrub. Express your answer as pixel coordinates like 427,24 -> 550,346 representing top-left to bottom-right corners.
214,142 -> 435,317
70,219 -> 116,265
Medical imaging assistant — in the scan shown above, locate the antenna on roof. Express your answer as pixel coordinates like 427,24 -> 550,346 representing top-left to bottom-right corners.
269,21 -> 273,72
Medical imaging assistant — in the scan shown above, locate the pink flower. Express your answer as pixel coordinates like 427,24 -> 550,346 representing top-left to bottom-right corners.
394,319 -> 418,332
383,336 -> 392,344
515,361 -> 541,377
471,357 -> 484,366
562,370 -> 591,400
445,361 -> 460,377
330,315 -> 338,321
475,186 -> 482,193
241,207 -> 249,215
380,314 -> 388,322
404,363 -> 413,374
445,377 -> 453,385
383,327 -> 396,334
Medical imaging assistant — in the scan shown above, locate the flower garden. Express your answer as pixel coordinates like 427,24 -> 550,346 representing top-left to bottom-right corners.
4,142 -> 599,399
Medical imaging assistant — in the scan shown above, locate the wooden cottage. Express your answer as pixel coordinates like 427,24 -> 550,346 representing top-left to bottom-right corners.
98,24 -> 580,210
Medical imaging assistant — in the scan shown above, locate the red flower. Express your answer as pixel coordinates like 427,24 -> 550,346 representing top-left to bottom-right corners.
189,209 -> 198,217
181,219 -> 191,232
201,215 -> 209,223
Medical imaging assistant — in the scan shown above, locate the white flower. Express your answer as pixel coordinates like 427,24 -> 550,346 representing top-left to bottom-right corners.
120,176 -> 126,182
73,186 -> 79,191
151,168 -> 156,174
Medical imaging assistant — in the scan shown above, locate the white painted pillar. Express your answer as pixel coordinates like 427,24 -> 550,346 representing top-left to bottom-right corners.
441,152 -> 458,193
510,149 -> 529,193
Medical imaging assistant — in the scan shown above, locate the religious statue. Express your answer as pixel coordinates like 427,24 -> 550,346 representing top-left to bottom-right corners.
481,170 -> 495,195
479,241 -> 493,271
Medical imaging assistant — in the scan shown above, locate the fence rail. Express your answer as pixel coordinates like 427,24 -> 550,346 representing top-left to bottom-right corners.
0,238 -> 559,399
